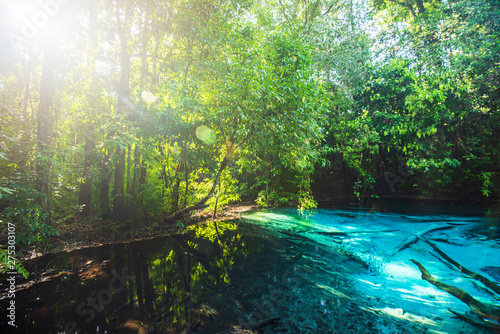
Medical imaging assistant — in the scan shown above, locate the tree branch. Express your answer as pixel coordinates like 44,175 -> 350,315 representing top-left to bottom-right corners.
420,237 -> 500,294
164,151 -> 231,223
386,0 -> 416,18
411,259 -> 500,322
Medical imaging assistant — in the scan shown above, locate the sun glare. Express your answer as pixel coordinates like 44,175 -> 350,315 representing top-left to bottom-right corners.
3,0 -> 71,49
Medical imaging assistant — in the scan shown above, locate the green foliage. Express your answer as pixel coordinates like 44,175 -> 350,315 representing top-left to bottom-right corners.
321,0 -> 500,199
353,175 -> 378,201
0,248 -> 29,279
0,180 -> 59,248
298,190 -> 317,211
0,0 -> 498,244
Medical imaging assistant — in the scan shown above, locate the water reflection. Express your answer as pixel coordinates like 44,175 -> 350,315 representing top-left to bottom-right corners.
0,221 -> 252,333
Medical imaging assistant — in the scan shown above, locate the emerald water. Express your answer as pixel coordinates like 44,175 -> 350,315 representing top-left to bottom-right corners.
243,203 -> 500,333
1,203 -> 499,333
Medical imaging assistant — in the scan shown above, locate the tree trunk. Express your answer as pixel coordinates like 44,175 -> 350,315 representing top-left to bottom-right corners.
126,143 -> 131,207
171,159 -> 183,213
36,36 -> 58,217
132,144 -> 141,197
183,161 -> 189,208
78,0 -> 98,216
165,154 -> 230,223
415,0 -> 425,14
78,129 -> 95,216
112,1 -> 133,219
137,158 -> 147,221
113,147 -> 126,217
99,147 -> 111,217
171,144 -> 186,213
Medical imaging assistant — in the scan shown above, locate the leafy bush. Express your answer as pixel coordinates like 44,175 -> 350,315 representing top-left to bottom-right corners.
0,180 -> 59,249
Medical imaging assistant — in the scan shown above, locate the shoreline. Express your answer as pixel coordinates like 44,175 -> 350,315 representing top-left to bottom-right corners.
20,203 -> 259,261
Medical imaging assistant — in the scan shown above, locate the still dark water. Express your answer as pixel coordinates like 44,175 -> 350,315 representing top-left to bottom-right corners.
1,201 -> 499,334
1,221 -> 281,333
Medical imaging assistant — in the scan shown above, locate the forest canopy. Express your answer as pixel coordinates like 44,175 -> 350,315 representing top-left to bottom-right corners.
0,0 -> 499,249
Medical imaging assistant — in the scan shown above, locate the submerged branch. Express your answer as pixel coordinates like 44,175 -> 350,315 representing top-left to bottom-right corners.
314,229 -> 398,236
387,225 -> 455,258
410,259 -> 500,323
420,237 -> 500,294
279,230 -> 315,243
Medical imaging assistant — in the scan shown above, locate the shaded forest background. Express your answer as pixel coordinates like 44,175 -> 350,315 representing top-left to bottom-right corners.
0,0 -> 499,251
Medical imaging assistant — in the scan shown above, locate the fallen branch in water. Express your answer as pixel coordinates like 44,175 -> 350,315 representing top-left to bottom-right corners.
410,259 -> 500,324
420,237 -> 500,294
286,240 -> 306,252
387,225 -> 455,258
449,309 -> 500,332
313,230 -> 398,236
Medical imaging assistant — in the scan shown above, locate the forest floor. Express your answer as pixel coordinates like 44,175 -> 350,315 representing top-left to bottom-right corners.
22,203 -> 259,260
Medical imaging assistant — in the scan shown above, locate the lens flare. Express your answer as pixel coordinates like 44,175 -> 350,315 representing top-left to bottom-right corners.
195,125 -> 216,145
141,91 -> 156,103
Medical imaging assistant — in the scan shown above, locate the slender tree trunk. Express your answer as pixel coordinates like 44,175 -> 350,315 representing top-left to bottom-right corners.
158,142 -> 169,195
135,153 -> 147,221
165,153 -> 230,222
126,143 -> 131,207
78,128 -> 95,216
99,146 -> 111,217
78,0 -> 98,216
171,144 -> 186,212
183,162 -> 189,208
171,159 -> 183,212
113,1 -> 133,219
113,147 -> 126,217
36,36 -> 58,217
132,144 -> 141,197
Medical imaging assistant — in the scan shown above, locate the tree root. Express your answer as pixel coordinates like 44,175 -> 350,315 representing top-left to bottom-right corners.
410,259 -> 500,326
313,229 -> 398,236
387,225 -> 455,258
420,237 -> 500,294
